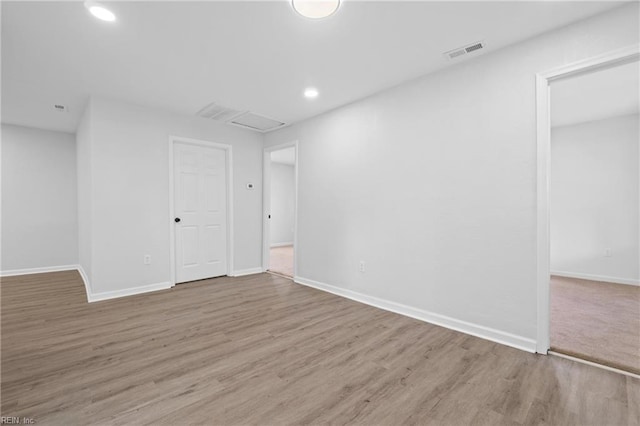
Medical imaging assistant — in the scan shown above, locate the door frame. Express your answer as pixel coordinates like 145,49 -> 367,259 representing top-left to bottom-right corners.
262,141 -> 299,277
168,135 -> 234,286
535,44 -> 639,354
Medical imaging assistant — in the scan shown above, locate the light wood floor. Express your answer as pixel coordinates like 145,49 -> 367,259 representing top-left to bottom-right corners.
2,271 -> 639,425
550,276 -> 640,375
269,245 -> 294,277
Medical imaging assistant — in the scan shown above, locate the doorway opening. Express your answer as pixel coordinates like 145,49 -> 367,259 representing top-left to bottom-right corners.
263,142 -> 298,279
536,46 -> 639,376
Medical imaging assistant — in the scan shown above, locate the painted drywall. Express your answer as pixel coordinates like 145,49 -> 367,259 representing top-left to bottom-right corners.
270,162 -> 295,246
1,124 -> 78,271
78,97 -> 263,295
76,101 -> 93,287
264,3 -> 639,347
550,114 -> 639,285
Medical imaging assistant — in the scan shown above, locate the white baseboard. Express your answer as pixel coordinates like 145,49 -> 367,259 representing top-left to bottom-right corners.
551,271 -> 639,286
88,281 -> 172,303
0,264 -> 79,277
270,242 -> 293,248
294,276 -> 537,354
76,265 -> 92,301
230,267 -> 264,277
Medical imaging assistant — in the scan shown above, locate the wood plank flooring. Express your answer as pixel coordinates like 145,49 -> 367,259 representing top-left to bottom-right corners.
1,271 -> 639,425
550,275 -> 640,375
269,245 -> 294,277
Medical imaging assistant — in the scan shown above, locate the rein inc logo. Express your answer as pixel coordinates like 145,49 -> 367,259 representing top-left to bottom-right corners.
0,418 -> 34,424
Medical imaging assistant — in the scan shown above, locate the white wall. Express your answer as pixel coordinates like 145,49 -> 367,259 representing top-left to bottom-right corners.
78,97 -> 263,296
270,162 -> 295,246
76,102 -> 93,287
1,124 -> 78,271
551,114 -> 639,285
264,4 -> 639,350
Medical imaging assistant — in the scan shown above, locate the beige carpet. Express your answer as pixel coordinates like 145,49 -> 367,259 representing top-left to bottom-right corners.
550,275 -> 640,374
269,245 -> 293,277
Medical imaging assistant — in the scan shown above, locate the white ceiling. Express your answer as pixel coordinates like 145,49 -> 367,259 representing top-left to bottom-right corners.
551,60 -> 639,128
271,147 -> 296,165
1,1 -> 627,133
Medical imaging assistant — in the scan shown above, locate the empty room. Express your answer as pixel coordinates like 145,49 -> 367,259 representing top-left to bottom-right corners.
1,1 -> 638,425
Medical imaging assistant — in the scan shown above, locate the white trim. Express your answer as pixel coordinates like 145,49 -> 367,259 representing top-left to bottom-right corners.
263,141 -> 299,277
0,264 -> 79,277
262,151 -> 271,271
76,265 -> 92,300
538,45 -> 640,83
169,137 -> 176,286
535,44 -> 640,355
270,242 -> 293,248
295,276 -> 537,353
548,351 -> 640,379
168,135 -> 234,285
230,267 -> 263,277
88,281 -> 172,303
536,72 -> 551,355
551,271 -> 639,286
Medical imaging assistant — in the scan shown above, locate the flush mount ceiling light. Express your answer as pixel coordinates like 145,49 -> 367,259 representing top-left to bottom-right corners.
292,0 -> 340,19
304,87 -> 319,99
84,1 -> 116,22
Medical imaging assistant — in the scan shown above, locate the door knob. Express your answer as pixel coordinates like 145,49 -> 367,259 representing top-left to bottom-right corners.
174,217 -> 181,223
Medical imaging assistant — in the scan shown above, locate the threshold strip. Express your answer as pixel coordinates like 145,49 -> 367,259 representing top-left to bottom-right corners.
548,350 -> 640,379
266,270 -> 294,281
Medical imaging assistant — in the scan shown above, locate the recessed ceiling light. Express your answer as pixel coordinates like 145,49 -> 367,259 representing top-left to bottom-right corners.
84,1 -> 116,22
292,0 -> 340,19
304,88 -> 319,99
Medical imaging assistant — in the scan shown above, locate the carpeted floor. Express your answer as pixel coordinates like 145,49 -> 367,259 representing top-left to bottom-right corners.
550,275 -> 640,374
269,245 -> 294,277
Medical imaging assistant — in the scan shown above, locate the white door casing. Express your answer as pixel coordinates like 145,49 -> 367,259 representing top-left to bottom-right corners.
262,141 -> 299,276
174,142 -> 228,283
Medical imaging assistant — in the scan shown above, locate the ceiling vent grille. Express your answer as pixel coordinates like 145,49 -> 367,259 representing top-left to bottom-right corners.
196,103 -> 286,132
444,41 -> 485,60
229,112 -> 285,132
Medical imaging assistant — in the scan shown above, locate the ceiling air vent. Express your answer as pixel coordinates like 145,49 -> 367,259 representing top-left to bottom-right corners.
196,103 -> 285,132
229,112 -> 285,132
465,43 -> 483,53
444,41 -> 485,60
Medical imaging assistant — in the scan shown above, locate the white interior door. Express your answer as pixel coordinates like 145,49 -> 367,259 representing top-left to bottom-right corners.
174,142 -> 227,283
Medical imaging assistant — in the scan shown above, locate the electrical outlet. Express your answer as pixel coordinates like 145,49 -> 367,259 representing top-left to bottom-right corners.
359,261 -> 365,273
604,248 -> 612,257
144,255 -> 151,265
